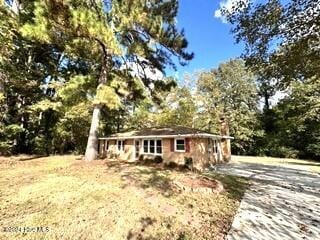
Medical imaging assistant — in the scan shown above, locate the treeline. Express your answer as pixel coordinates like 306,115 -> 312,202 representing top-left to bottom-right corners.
221,0 -> 319,160
0,0 -> 319,160
129,59 -> 319,160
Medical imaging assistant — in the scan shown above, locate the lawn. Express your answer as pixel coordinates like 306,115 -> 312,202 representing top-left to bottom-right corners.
232,155 -> 320,173
0,155 -> 247,240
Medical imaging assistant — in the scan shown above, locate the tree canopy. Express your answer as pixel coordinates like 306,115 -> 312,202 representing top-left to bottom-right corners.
220,0 -> 320,159
197,59 -> 260,153
0,0 -> 193,158
223,0 -> 319,87
1,0 -> 319,161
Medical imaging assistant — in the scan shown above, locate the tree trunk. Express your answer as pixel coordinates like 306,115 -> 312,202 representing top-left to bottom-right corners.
84,41 -> 109,161
264,92 -> 270,111
117,114 -> 120,132
84,105 -> 101,161
0,76 -> 3,93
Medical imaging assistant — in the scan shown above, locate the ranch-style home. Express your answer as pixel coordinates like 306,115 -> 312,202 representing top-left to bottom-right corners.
98,123 -> 233,171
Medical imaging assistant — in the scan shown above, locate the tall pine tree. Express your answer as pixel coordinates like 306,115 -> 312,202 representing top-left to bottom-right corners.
20,0 -> 193,160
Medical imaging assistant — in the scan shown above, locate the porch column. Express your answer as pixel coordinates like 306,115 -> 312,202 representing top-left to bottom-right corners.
98,139 -> 105,159
104,140 -> 108,158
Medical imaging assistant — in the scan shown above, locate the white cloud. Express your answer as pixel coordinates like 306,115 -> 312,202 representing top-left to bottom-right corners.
214,0 -> 249,23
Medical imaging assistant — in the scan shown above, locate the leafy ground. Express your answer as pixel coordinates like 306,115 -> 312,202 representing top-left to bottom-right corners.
232,155 -> 320,173
0,155 -> 247,240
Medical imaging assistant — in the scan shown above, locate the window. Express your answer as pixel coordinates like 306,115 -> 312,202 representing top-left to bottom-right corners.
143,139 -> 162,155
208,139 -> 218,154
150,140 -> 155,153
175,138 -> 185,152
117,140 -> 124,152
143,140 -> 148,153
156,140 -> 162,154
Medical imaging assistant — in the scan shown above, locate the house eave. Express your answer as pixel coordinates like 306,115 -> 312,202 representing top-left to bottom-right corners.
98,133 -> 234,140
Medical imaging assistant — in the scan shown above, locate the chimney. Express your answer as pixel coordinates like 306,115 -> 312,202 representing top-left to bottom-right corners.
207,119 -> 212,133
219,116 -> 231,162
219,116 -> 229,136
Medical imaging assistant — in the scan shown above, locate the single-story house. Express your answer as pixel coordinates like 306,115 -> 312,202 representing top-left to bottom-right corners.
98,124 -> 233,171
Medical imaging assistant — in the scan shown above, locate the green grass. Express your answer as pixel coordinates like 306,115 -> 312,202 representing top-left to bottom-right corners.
0,156 -> 248,240
232,155 -> 320,173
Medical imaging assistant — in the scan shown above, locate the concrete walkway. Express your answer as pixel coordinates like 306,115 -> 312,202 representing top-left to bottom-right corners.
215,161 -> 320,240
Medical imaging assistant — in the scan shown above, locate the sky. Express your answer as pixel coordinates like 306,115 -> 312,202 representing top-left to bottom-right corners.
167,0 -> 245,79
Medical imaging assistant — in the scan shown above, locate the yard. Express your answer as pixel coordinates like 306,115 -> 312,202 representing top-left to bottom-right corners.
0,155 -> 247,240
232,155 -> 320,173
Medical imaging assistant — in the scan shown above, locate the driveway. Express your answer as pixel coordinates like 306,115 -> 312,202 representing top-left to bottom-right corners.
215,160 -> 320,240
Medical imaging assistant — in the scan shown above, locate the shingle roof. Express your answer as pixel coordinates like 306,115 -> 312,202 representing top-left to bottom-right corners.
99,126 -> 233,139
112,126 -> 211,137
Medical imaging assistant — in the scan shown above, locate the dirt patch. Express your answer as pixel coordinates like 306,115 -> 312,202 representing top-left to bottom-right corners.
174,176 -> 224,194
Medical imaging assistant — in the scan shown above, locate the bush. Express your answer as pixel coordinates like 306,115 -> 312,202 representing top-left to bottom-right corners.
306,143 -> 320,159
184,157 -> 193,170
164,161 -> 179,169
154,155 -> 163,163
33,136 -> 48,155
0,141 -> 12,156
269,145 -> 299,159
138,155 -> 163,164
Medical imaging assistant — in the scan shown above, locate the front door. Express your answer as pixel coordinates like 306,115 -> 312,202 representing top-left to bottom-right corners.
134,140 -> 140,160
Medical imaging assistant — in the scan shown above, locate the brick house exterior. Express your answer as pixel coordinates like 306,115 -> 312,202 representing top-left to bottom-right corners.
98,125 -> 232,171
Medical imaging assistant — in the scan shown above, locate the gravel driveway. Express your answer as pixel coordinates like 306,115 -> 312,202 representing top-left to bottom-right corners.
215,160 -> 320,240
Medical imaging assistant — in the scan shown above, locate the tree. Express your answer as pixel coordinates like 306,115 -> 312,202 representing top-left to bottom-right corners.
155,85 -> 197,127
273,77 -> 320,159
222,0 -> 320,88
20,0 -> 193,160
197,59 -> 261,153
126,99 -> 158,129
219,0 -> 320,159
138,60 -> 261,154
0,0 -> 63,154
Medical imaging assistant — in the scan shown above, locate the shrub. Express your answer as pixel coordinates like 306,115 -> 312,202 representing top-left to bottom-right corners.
184,157 -> 193,170
0,141 -> 12,156
164,161 -> 179,169
138,154 -> 144,162
306,143 -> 320,159
154,155 -> 163,163
184,157 -> 193,166
138,155 -> 163,164
269,145 -> 299,159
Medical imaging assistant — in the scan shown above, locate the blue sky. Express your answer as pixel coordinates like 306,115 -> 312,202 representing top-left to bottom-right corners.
167,0 -> 245,78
